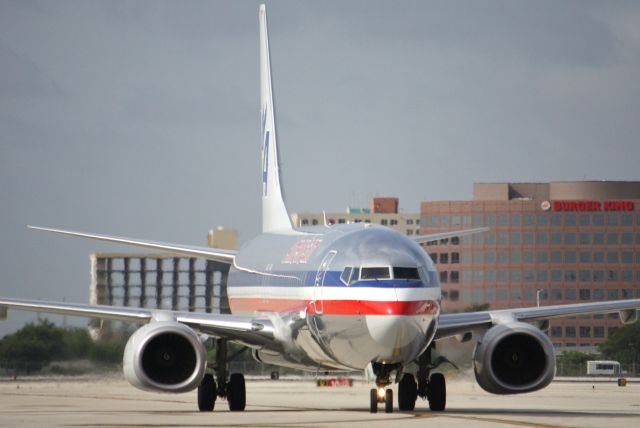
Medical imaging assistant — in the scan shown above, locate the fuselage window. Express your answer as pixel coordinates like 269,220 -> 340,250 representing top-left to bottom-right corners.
360,267 -> 391,280
340,266 -> 353,285
393,267 -> 420,280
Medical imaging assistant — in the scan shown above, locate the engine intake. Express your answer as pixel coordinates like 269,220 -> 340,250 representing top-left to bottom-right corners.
473,322 -> 555,394
123,321 -> 207,393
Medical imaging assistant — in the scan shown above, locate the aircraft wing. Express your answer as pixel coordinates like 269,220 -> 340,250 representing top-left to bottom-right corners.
435,298 -> 640,340
0,297 -> 276,349
412,227 -> 489,244
28,226 -> 236,264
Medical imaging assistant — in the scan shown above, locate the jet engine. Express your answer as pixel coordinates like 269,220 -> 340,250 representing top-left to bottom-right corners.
473,322 -> 555,394
123,321 -> 207,393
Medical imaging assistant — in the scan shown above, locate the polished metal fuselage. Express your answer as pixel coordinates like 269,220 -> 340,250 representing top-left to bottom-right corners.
227,223 -> 441,371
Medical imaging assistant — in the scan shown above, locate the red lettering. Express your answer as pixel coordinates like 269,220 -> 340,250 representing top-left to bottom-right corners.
553,201 -> 563,211
626,201 -> 635,211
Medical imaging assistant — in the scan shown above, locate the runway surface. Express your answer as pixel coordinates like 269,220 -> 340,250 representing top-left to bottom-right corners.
1,376 -> 638,427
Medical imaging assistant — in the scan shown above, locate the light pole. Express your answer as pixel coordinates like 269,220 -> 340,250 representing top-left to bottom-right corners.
536,288 -> 544,307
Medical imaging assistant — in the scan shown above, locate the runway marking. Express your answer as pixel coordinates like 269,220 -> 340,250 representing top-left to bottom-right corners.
417,413 -> 574,428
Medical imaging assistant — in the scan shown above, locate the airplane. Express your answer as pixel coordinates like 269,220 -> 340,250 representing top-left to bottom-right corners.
2,4 -> 640,414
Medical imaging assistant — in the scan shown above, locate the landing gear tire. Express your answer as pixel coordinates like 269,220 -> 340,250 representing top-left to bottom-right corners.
398,373 -> 417,411
369,389 -> 378,413
384,388 -> 393,413
427,373 -> 446,411
227,373 -> 246,411
197,373 -> 216,411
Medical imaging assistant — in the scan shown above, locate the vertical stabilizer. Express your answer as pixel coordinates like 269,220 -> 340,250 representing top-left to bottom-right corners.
259,4 -> 293,233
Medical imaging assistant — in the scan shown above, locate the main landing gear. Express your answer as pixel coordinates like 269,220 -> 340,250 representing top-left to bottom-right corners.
197,338 -> 247,412
371,345 -> 455,413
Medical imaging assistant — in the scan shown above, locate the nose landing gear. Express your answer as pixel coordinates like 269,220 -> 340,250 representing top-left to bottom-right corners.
369,362 -> 399,413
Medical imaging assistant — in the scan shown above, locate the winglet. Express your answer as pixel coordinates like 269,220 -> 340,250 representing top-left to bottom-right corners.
259,4 -> 293,233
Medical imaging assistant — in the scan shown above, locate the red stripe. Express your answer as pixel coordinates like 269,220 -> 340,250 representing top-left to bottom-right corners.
229,298 -> 439,316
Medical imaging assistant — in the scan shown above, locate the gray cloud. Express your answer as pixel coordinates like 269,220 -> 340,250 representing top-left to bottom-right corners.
1,0 -> 640,335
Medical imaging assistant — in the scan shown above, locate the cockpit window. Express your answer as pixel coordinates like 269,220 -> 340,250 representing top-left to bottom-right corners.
393,267 -> 420,280
340,266 -> 353,285
360,267 -> 391,280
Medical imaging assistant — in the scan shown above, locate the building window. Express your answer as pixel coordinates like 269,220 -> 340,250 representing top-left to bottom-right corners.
622,271 -> 632,282
511,233 -> 521,245
451,252 -> 460,264
440,271 -> 448,283
390,219 -> 398,226
593,214 -> 604,226
551,288 -> 562,300
607,214 -> 619,226
579,233 -> 590,245
565,326 -> 576,337
511,251 -> 521,264
579,214 -> 590,226
440,253 -> 449,264
511,215 -> 521,226
621,214 -> 632,226
551,326 -> 562,337
579,289 -> 591,300
622,233 -> 632,245
564,233 -> 576,245
450,271 -> 459,283
580,326 -> 591,338
607,270 -> 617,282
579,252 -> 590,263
449,290 -> 459,301
537,214 -> 549,226
472,214 -> 484,226
523,252 -> 534,264
381,219 -> 388,225
406,219 -> 414,225
338,218 -> 346,224
579,270 -> 590,282
608,289 -> 619,300
565,270 -> 576,282
302,219 -> 309,225
524,215 -> 535,226
537,252 -> 548,263
536,233 -> 548,245
593,289 -> 604,299
498,233 -> 508,245
607,252 -> 619,263
551,233 -> 562,245
565,252 -> 576,263
312,219 -> 319,225
551,252 -> 562,263
499,252 -> 508,264
498,214 -> 508,226
551,270 -> 562,282
523,233 -> 534,245
551,214 -> 562,226
593,270 -> 604,282
406,229 -> 414,235
593,252 -> 604,263
537,270 -> 548,282
565,214 -> 576,226
593,233 -> 604,245
565,289 -> 577,300
451,237 -> 460,245
607,233 -> 618,245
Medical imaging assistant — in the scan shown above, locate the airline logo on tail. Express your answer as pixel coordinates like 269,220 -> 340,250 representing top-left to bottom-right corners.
261,105 -> 270,196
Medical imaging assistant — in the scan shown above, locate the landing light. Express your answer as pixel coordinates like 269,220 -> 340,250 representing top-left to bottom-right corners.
377,388 -> 385,398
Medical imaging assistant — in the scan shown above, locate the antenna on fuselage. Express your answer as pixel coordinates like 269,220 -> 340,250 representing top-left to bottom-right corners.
259,4 -> 293,233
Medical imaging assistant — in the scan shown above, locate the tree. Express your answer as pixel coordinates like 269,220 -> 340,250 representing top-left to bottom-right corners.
555,350 -> 597,376
598,321 -> 640,365
463,303 -> 490,312
0,319 -> 65,373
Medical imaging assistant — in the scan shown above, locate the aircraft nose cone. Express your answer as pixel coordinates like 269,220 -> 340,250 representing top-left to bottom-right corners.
365,315 -> 421,348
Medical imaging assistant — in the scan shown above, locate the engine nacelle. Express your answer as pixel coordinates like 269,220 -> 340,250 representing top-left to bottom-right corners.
473,322 -> 555,394
123,321 -> 207,393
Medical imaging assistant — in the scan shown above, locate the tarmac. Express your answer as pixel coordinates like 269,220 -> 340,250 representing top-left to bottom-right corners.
1,375 -> 639,427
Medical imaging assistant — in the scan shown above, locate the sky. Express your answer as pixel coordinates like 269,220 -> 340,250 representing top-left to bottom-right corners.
1,0 -> 640,335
